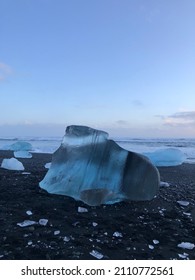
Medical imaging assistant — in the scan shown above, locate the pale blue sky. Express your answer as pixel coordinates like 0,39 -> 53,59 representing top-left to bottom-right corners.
1,0 -> 195,137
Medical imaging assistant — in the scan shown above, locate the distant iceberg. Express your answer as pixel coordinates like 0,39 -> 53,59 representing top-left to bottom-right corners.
143,148 -> 186,166
2,141 -> 33,151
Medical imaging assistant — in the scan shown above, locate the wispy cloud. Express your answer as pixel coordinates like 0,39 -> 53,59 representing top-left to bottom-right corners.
0,62 -> 13,81
115,120 -> 130,126
131,99 -> 144,107
162,111 -> 195,127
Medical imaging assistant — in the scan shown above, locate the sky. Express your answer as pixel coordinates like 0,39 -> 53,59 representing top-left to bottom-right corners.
0,0 -> 195,138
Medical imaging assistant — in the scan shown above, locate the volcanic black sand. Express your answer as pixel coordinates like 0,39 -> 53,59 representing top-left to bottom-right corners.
0,150 -> 195,260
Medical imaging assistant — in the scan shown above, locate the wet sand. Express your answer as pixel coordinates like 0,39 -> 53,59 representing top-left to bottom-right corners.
0,150 -> 195,260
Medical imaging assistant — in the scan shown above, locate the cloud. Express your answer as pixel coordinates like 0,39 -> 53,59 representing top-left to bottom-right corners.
115,120 -> 130,126
0,62 -> 13,81
163,111 -> 195,127
131,100 -> 144,107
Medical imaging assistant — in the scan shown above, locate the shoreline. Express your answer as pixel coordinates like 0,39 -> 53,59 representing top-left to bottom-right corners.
0,150 -> 195,260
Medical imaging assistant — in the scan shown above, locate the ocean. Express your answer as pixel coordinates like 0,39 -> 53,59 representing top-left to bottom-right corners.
0,137 -> 195,164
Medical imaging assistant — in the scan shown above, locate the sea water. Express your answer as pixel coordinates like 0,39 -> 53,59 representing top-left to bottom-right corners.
0,137 -> 195,164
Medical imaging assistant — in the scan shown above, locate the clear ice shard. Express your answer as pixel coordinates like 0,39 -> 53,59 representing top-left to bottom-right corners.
39,125 -> 160,206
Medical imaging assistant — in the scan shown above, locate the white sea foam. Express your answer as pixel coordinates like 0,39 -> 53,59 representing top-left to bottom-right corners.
1,137 -> 195,163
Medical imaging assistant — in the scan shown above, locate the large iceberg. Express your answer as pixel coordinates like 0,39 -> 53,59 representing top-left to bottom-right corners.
143,148 -> 186,166
39,125 -> 160,206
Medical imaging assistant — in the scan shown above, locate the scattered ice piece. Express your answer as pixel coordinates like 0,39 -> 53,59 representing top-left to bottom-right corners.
177,201 -> 190,207
14,151 -> 32,158
113,231 -> 123,238
0,255 -> 4,258
28,241 -> 33,246
177,242 -> 195,250
1,158 -> 25,171
153,239 -> 159,245
72,221 -> 80,226
39,219 -> 48,226
92,222 -> 98,227
78,206 -> 88,213
54,230 -> 60,235
45,162 -> 51,169
143,148 -> 186,166
26,210 -> 33,216
183,212 -> 191,216
17,220 -> 37,227
178,253 -> 189,259
63,236 -> 70,242
104,232 -> 108,236
22,172 -> 31,175
149,245 -> 154,249
90,250 -> 104,259
160,181 -> 170,187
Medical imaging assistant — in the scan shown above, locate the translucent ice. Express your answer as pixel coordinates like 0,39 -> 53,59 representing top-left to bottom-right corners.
3,141 -> 33,151
1,157 -> 25,171
39,125 -> 160,206
177,242 -> 195,250
14,151 -> 32,158
143,148 -> 186,166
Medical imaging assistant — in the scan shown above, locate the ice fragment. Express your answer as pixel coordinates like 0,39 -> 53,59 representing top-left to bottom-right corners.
113,231 -> 123,238
1,158 -> 24,171
26,210 -> 33,216
177,201 -> 190,207
78,207 -> 88,213
17,220 -> 37,227
89,250 -> 104,259
14,151 -> 32,158
39,219 -> 48,226
177,242 -> 195,250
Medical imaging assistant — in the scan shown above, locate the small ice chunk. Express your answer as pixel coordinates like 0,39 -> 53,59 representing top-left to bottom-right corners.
14,151 -> 32,158
149,245 -> 154,249
183,212 -> 191,216
26,210 -> 33,216
143,148 -> 186,166
22,172 -> 31,175
160,181 -> 170,187
54,230 -> 60,235
92,222 -> 98,227
153,239 -> 159,244
45,162 -> 51,169
63,236 -> 70,242
1,158 -> 24,171
78,206 -> 88,213
177,242 -> 195,250
28,241 -> 33,246
113,231 -> 123,238
39,219 -> 48,226
177,201 -> 190,207
90,250 -> 104,259
17,220 -> 37,227
178,253 -> 189,259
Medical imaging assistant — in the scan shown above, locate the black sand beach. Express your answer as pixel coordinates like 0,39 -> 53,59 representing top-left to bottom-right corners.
0,150 -> 195,260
